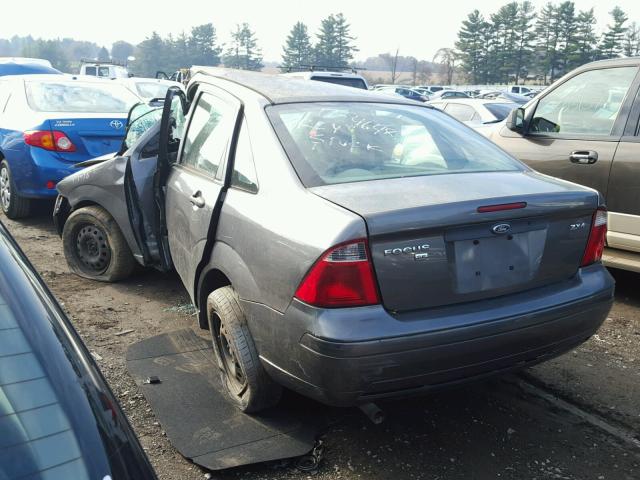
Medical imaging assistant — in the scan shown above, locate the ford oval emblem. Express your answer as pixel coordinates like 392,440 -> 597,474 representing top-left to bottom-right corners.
110,120 -> 124,129
492,223 -> 511,235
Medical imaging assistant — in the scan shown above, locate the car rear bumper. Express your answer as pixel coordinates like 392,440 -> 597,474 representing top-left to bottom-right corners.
246,264 -> 614,407
11,148 -> 81,199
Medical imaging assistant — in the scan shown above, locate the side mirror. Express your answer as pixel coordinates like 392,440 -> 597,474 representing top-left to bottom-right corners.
128,73 -> 135,78
506,107 -> 526,133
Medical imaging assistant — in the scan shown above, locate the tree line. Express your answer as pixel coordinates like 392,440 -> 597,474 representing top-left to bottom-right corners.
0,23 -> 263,77
0,12 -> 359,78
456,2 -> 640,85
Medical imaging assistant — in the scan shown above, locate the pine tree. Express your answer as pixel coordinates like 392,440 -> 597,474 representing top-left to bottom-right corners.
571,8 -> 598,67
333,13 -> 358,68
281,22 -> 313,71
189,23 -> 222,66
315,14 -> 338,67
535,2 -> 564,83
134,32 -> 168,77
223,23 -> 263,71
455,10 -> 488,84
600,6 -> 628,59
514,1 -> 536,84
556,1 -> 578,76
97,46 -> 110,61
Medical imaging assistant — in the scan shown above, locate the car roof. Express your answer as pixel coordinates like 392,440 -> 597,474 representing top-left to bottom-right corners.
577,56 -> 640,70
190,67 -> 411,105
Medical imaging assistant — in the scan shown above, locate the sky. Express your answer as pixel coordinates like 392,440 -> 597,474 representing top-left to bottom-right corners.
3,0 -> 640,63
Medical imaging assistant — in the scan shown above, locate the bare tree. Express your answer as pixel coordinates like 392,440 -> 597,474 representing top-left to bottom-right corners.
381,48 -> 400,83
411,57 -> 418,85
433,47 -> 458,84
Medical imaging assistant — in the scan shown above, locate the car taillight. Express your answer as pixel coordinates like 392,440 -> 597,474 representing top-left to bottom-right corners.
294,239 -> 380,308
581,208 -> 607,267
24,130 -> 76,152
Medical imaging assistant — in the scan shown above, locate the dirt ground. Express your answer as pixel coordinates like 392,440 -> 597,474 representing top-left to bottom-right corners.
2,208 -> 639,480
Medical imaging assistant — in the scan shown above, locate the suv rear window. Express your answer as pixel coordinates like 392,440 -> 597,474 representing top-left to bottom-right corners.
268,102 -> 521,187
25,81 -> 139,113
310,76 -> 367,90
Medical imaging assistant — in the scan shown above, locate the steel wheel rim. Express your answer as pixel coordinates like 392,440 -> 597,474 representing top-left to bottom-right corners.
217,320 -> 247,396
0,166 -> 10,211
75,223 -> 111,274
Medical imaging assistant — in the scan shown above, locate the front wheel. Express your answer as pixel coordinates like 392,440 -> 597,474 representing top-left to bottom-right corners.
62,205 -> 136,282
0,160 -> 31,219
207,286 -> 282,413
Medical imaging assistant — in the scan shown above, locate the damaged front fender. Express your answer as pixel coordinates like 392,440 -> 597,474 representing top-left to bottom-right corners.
55,156 -> 145,264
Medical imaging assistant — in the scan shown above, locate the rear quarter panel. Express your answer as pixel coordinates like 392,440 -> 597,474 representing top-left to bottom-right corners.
202,98 -> 366,313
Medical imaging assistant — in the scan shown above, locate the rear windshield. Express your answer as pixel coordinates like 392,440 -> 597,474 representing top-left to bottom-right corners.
484,102 -> 517,121
25,81 -> 139,113
310,76 -> 367,90
268,102 -> 522,187
135,82 -> 170,99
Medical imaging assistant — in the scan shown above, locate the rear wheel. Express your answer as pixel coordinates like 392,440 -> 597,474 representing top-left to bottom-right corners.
62,205 -> 136,282
0,160 -> 31,219
207,286 -> 282,413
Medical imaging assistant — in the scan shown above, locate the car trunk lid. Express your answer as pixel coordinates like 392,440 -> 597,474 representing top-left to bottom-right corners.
46,115 -> 127,162
310,171 -> 598,312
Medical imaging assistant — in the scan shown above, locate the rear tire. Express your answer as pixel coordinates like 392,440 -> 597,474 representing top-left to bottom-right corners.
0,160 -> 31,219
62,205 -> 136,282
207,286 -> 282,413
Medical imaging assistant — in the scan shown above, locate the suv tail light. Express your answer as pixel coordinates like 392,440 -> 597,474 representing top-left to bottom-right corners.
294,239 -> 380,308
24,130 -> 76,152
581,208 -> 607,267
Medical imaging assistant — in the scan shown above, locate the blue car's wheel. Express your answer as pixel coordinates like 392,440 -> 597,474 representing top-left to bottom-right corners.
0,160 -> 31,219
62,205 -> 136,282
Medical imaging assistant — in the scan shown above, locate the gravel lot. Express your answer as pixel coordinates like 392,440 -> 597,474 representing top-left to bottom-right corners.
2,208 -> 639,480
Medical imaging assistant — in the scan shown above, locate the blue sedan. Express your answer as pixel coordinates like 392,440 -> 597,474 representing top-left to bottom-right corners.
0,75 -> 140,218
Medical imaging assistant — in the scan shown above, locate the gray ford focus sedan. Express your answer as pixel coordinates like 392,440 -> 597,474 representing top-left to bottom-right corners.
54,68 -> 614,412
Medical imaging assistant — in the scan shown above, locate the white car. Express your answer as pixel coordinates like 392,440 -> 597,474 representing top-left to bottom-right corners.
281,71 -> 368,90
427,98 -> 518,126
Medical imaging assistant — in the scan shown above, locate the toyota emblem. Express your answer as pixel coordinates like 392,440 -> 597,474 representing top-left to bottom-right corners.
110,120 -> 124,129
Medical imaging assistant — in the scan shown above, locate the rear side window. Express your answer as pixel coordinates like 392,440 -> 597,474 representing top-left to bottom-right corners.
231,120 -> 259,193
268,102 -> 521,187
25,81 -> 139,113
180,92 -> 236,178
444,103 -> 476,122
98,67 -> 110,77
84,66 -> 96,76
531,66 -> 637,136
